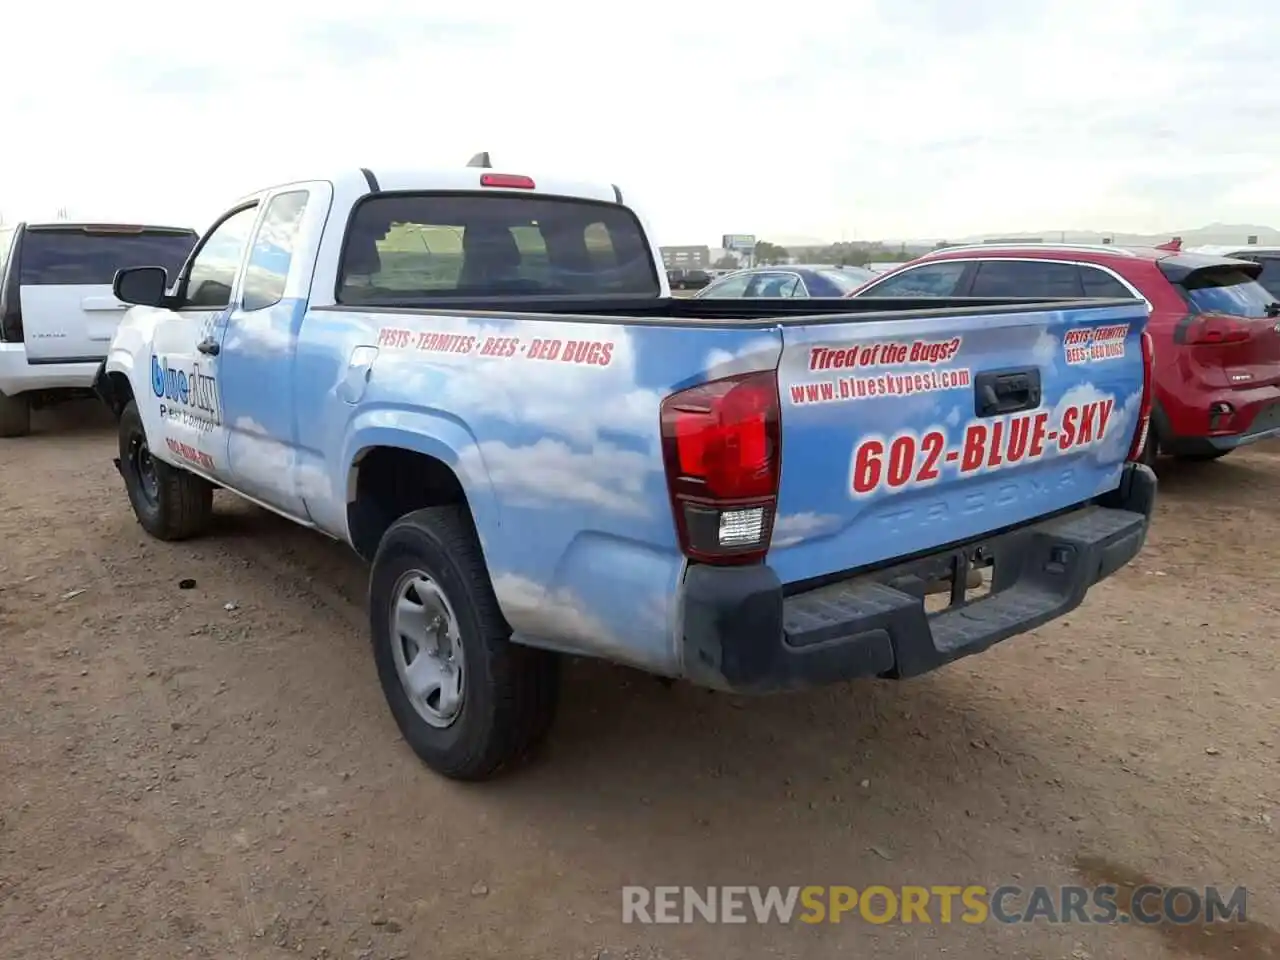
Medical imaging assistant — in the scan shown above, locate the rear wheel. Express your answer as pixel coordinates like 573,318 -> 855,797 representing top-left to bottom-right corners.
118,400 -> 213,540
369,506 -> 560,781
1136,431 -> 1158,467
0,390 -> 31,438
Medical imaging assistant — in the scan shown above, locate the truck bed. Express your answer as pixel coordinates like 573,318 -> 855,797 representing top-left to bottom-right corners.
318,295 -> 1140,325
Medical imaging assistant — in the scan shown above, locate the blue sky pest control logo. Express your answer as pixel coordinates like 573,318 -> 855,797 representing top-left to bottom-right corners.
151,354 -> 220,425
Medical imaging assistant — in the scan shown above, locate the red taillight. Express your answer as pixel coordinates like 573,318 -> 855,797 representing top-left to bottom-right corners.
1128,330 -> 1155,462
660,371 -> 781,565
1184,313 -> 1251,344
479,173 -> 535,189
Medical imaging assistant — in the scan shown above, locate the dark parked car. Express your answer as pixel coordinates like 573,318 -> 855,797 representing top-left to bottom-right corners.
1186,245 -> 1280,299
695,264 -> 876,299
666,268 -> 712,291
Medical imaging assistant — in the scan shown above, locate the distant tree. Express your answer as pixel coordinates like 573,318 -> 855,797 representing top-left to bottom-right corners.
753,240 -> 790,265
712,255 -> 739,270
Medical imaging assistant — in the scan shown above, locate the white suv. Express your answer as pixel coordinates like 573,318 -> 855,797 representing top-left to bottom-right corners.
0,222 -> 197,436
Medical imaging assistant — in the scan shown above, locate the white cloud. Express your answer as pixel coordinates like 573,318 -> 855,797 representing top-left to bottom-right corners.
490,572 -> 630,659
222,310 -> 295,354
1029,329 -> 1061,367
1048,381 -> 1141,467
5,0 -> 1278,243
424,318 -> 662,448
229,416 -> 333,501
771,511 -> 842,548
458,438 -> 653,516
702,336 -> 782,380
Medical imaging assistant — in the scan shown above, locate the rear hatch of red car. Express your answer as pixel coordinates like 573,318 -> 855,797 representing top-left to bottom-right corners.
1161,256 -> 1280,390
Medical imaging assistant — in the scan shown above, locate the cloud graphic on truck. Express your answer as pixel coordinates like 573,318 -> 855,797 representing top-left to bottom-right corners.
458,438 -> 655,517
375,318 -> 664,450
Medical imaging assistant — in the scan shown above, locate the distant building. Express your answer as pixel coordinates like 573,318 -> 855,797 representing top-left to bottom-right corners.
660,245 -> 711,269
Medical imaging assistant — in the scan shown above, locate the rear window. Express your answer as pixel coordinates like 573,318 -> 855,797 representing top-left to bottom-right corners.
18,228 -> 197,285
1181,268 -> 1279,318
337,193 -> 660,302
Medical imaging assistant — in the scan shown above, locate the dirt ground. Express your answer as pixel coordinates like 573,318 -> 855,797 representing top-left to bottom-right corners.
2,401 -> 1278,960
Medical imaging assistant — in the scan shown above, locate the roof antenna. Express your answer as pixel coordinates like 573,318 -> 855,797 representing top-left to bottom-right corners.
467,152 -> 492,169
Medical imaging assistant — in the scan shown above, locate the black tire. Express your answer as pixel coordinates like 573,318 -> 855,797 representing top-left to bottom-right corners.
1136,431 -> 1158,468
1173,449 -> 1231,463
0,390 -> 31,438
118,399 -> 213,540
369,506 -> 560,781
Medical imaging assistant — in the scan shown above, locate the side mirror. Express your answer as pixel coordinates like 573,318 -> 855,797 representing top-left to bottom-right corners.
113,266 -> 170,307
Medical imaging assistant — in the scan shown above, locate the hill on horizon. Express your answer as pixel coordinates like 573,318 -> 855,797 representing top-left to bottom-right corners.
932,222 -> 1280,248
771,223 -> 1280,250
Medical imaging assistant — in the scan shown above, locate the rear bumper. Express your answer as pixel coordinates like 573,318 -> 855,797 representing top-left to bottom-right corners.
0,343 -> 101,397
678,462 -> 1156,694
1157,393 -> 1280,455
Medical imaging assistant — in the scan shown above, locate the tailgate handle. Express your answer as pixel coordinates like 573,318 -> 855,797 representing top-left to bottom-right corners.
975,368 -> 1041,418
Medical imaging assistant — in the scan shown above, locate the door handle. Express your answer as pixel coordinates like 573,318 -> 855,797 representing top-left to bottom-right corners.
974,368 -> 1041,417
197,338 -> 220,356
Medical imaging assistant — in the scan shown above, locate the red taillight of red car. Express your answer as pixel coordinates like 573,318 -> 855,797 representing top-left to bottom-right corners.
1128,330 -> 1155,462
1181,313 -> 1252,345
659,371 -> 781,564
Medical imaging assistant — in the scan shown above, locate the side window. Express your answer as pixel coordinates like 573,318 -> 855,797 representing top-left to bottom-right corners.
183,205 -> 260,309
1079,266 -> 1132,298
242,191 -> 309,312
701,273 -> 752,298
773,275 -> 803,297
865,262 -> 968,297
1250,256 -> 1280,298
0,230 -> 12,279
745,272 -> 798,297
969,260 -> 1083,297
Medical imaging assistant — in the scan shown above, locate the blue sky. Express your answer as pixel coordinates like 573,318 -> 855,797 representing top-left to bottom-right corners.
3,0 -> 1278,245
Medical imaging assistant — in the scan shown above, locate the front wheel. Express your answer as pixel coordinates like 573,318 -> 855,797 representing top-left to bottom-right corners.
369,506 -> 559,781
118,400 -> 213,540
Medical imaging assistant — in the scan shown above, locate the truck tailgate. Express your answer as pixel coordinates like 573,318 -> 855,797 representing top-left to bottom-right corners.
769,301 -> 1149,585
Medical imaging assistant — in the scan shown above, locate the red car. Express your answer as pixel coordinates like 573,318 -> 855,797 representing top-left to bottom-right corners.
851,242 -> 1280,464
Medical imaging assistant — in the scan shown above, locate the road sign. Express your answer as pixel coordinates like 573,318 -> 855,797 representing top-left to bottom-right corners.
722,234 -> 756,252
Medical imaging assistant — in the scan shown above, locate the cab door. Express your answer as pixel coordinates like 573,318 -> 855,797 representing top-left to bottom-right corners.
146,203 -> 260,481
212,185 -> 324,519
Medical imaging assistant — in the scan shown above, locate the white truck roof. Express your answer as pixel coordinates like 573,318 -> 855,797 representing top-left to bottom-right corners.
238,166 -> 625,207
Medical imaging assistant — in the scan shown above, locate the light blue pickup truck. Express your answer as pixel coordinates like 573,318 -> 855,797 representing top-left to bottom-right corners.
94,161 -> 1157,780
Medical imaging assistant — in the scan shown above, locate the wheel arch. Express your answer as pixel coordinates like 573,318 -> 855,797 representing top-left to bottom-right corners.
343,422 -> 501,563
